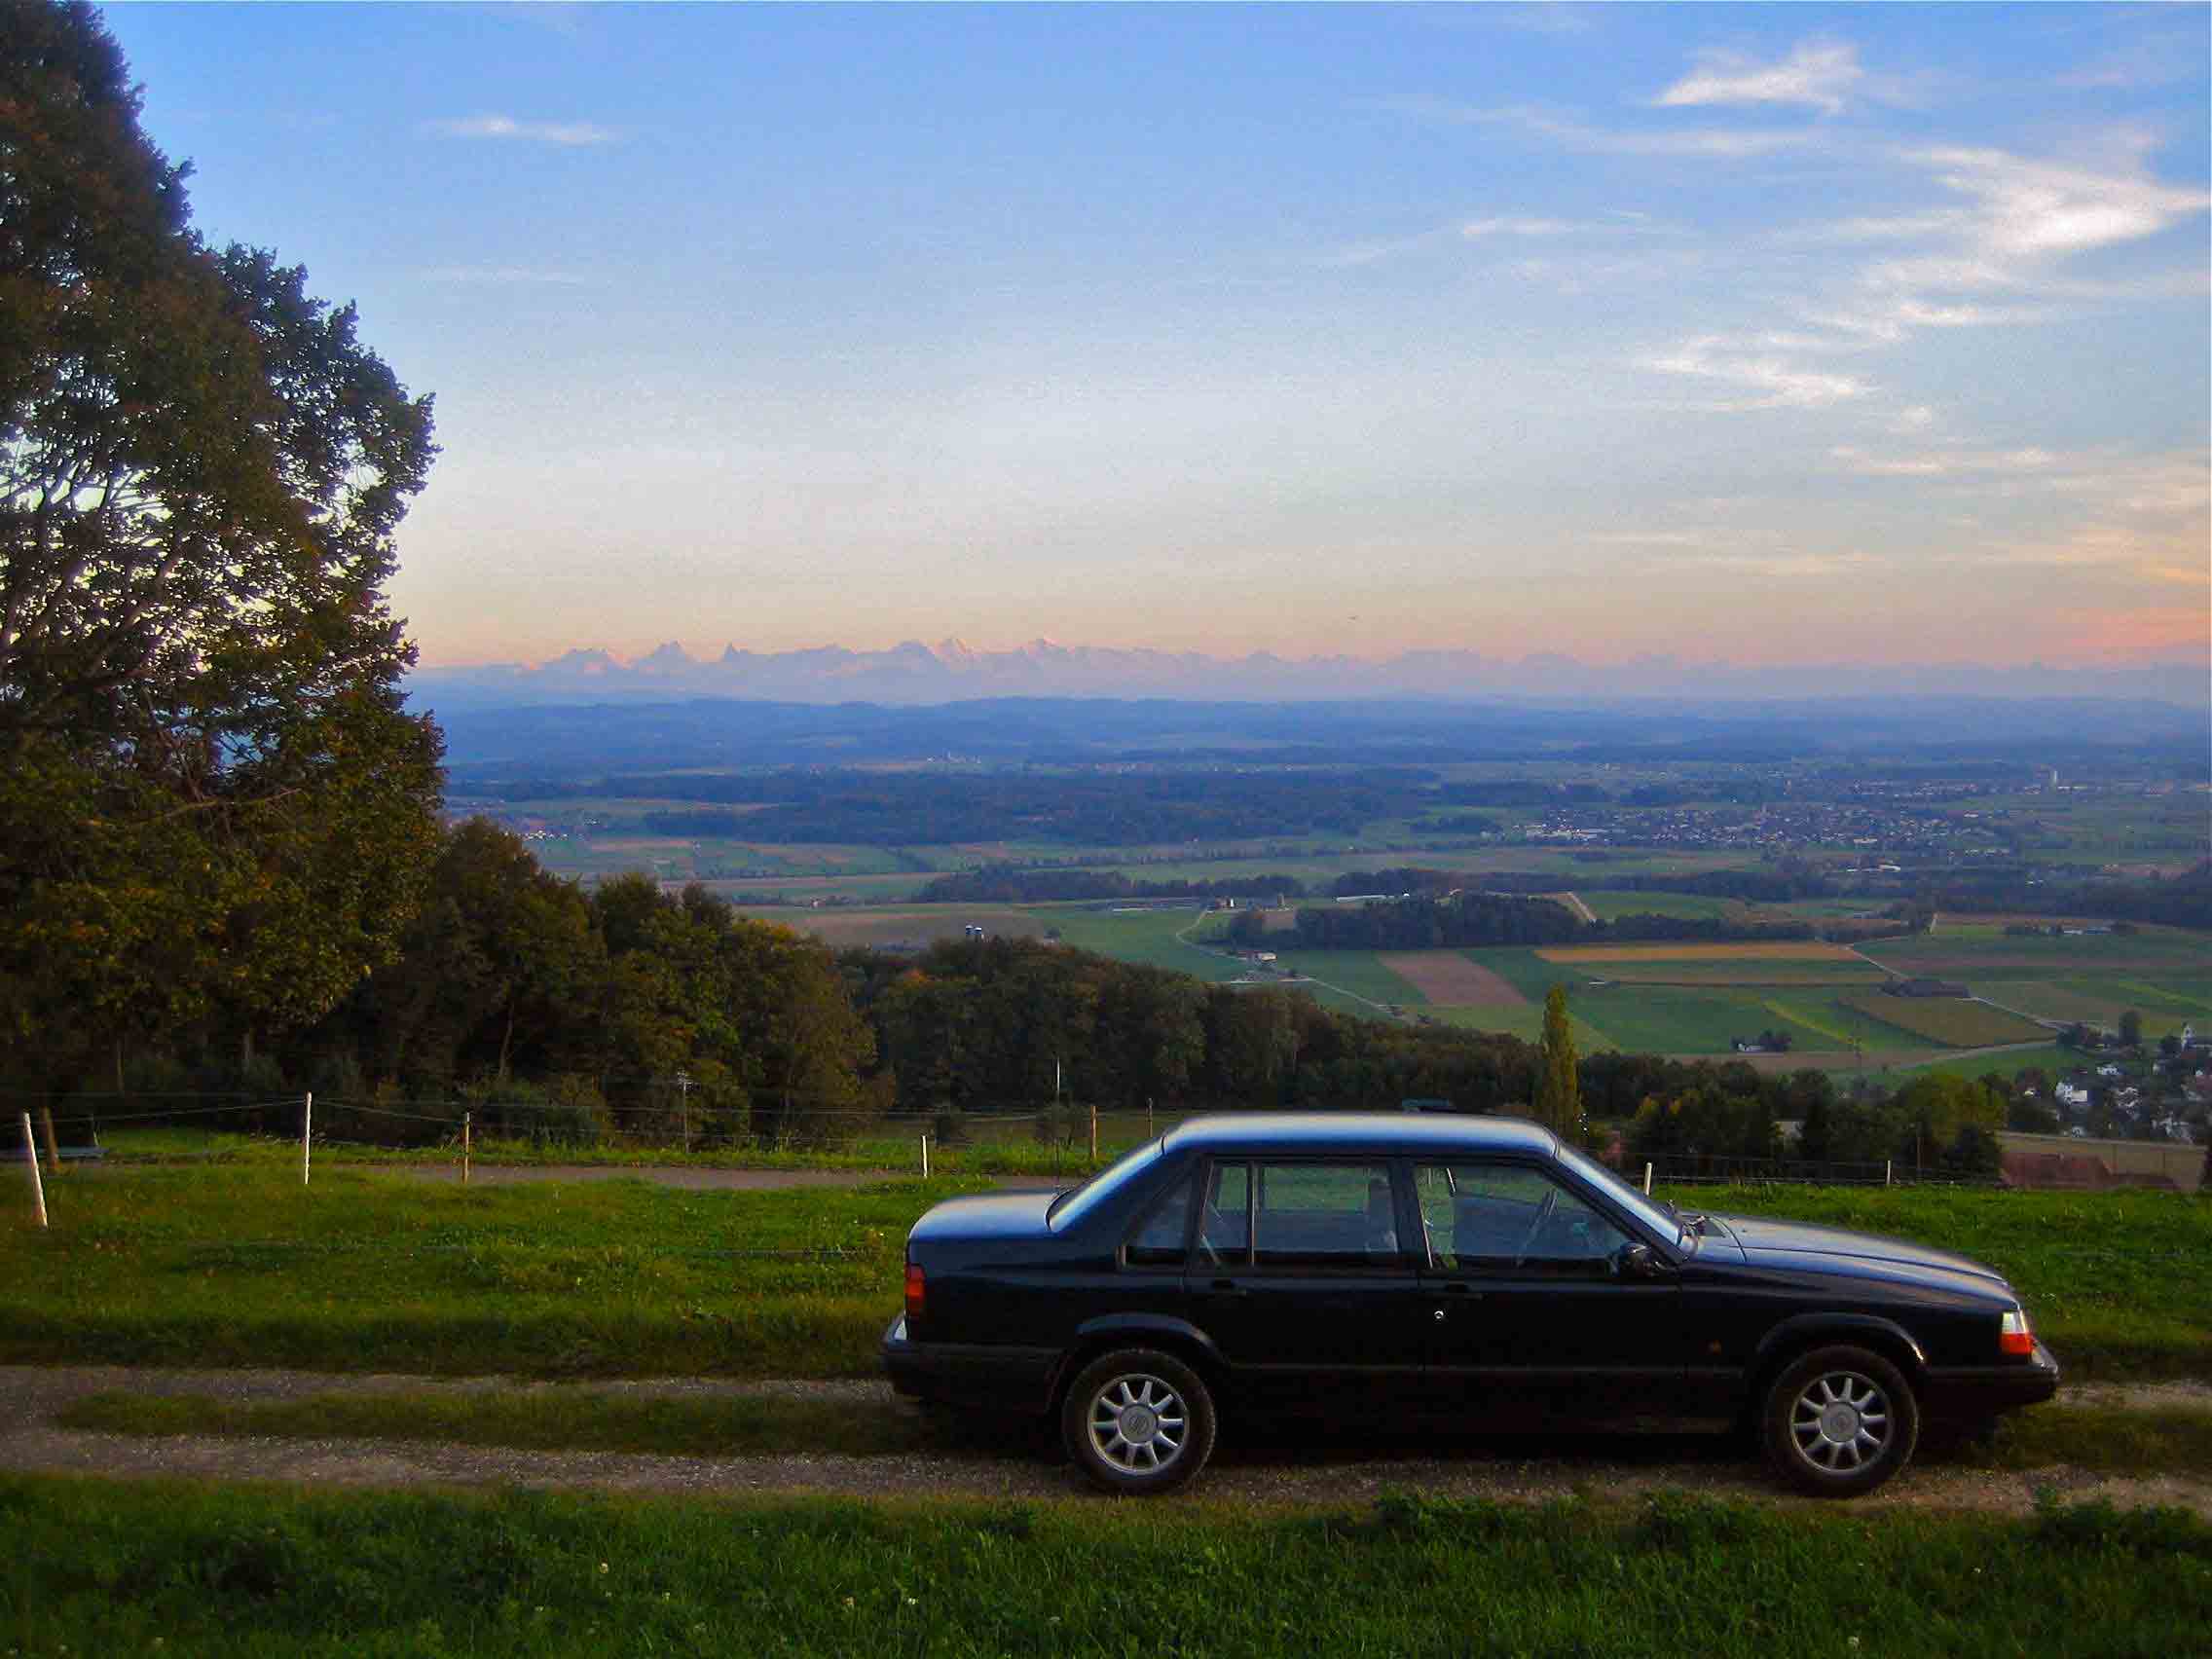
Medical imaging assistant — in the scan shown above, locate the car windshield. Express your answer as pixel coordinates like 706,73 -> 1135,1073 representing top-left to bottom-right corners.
1047,1139 -> 1162,1231
1554,1142 -> 1686,1248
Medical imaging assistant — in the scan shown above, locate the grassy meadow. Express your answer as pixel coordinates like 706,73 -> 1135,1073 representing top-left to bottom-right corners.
2,1478 -> 2205,1658
3,1162 -> 2206,1382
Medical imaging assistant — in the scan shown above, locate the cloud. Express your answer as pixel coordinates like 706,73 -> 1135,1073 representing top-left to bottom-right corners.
1655,40 -> 1863,116
1588,531 -> 1707,547
1371,96 -> 1814,159
1460,216 -> 1577,239
1830,445 -> 2056,479
1679,550 -> 1881,578
1914,144 -> 2211,259
422,266 -> 594,286
1641,336 -> 1872,409
421,114 -> 616,145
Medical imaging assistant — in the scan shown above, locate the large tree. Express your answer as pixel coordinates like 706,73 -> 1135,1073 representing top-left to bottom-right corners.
0,3 -> 440,1082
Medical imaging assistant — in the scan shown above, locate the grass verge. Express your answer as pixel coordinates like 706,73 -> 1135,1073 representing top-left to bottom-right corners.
0,1478 -> 2205,1657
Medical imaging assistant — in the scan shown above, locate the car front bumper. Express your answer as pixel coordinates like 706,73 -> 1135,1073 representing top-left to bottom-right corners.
880,1313 -> 1063,1416
1922,1337 -> 2061,1419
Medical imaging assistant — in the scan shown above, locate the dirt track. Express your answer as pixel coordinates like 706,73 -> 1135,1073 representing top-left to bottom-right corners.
4,1366 -> 2205,1517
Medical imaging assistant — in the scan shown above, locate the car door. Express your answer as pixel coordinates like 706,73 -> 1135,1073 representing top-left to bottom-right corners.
1413,1158 -> 1691,1427
1187,1158 -> 1430,1415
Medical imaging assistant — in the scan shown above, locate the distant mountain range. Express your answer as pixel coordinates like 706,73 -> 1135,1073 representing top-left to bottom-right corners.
408,637 -> 2209,712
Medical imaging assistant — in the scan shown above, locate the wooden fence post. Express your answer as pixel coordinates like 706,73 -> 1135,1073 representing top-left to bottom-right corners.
1088,1100 -> 1098,1163
302,1091 -> 313,1187
38,1105 -> 61,1178
462,1111 -> 471,1187
920,1133 -> 930,1179
19,1114 -> 47,1229
1642,1161 -> 1653,1196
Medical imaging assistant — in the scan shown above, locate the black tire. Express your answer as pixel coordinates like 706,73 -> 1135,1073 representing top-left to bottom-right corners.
1760,1344 -> 1919,1497
1061,1348 -> 1217,1495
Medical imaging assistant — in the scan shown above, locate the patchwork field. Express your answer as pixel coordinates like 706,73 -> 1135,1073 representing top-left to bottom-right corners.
1378,951 -> 1528,1006
1986,977 -> 2211,1038
1837,991 -> 2052,1049
1535,942 -> 1867,963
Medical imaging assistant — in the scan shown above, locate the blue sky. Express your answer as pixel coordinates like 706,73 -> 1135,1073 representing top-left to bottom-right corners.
105,3 -> 2208,670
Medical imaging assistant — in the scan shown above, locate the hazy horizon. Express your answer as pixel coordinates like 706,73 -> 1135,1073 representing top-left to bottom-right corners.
108,4 -> 2209,673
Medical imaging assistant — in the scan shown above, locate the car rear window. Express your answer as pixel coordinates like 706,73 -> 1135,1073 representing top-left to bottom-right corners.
1047,1140 -> 1161,1232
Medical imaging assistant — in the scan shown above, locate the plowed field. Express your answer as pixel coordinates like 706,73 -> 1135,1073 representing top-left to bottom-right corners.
1378,952 -> 1529,1006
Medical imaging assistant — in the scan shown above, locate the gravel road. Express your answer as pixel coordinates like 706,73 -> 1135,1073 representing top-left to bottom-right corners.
5,1366 -> 2205,1517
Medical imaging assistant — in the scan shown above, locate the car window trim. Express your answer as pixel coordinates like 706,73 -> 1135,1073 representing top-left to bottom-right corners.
1412,1154 -> 1654,1277
1119,1162 -> 1200,1272
1205,1154 -> 1419,1277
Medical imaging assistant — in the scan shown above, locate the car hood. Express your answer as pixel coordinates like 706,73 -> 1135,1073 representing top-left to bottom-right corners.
1711,1215 -> 2012,1292
907,1190 -> 1059,1244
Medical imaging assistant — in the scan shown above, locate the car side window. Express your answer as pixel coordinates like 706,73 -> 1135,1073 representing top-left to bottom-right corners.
1198,1161 -> 1250,1266
1415,1161 -> 1628,1277
1250,1161 -> 1404,1270
1124,1171 -> 1197,1268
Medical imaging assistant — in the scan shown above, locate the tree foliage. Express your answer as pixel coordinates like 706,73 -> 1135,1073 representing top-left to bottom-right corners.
1533,984 -> 1581,1138
0,3 -> 440,1081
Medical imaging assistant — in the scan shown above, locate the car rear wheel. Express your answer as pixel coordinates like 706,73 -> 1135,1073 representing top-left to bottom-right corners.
1062,1348 -> 1216,1495
1761,1345 -> 1919,1497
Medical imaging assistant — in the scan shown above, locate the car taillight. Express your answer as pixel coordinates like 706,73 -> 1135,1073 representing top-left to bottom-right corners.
904,1263 -> 926,1324
2001,1308 -> 2034,1357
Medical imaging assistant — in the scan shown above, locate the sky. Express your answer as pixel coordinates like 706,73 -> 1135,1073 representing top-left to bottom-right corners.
103,2 -> 2210,673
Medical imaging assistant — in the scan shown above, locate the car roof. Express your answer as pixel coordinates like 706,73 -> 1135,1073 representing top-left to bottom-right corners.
1161,1112 -> 1559,1158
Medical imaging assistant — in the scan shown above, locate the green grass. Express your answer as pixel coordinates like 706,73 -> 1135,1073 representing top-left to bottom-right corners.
1971,1405 -> 2212,1476
2,1479 -> 2205,1657
0,1164 -> 967,1379
1431,1005 -> 1614,1051
1896,1045 -> 2083,1084
53,1387 -> 954,1459
1269,950 -> 1426,1009
1837,992 -> 2051,1049
1562,985 -> 1833,1056
1033,904 -> 1247,978
6,1164 -> 2208,1383
1670,1184 -> 2212,1381
52,1387 -> 2212,1482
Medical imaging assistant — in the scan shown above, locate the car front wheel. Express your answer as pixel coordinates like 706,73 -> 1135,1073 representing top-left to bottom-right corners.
1061,1348 -> 1217,1495
1761,1345 -> 1919,1497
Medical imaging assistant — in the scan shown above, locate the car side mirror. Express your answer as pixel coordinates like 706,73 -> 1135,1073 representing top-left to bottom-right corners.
1614,1241 -> 1670,1280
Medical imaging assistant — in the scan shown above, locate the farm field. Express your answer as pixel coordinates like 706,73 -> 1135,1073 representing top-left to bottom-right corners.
1898,1045 -> 2083,1084
1379,952 -> 1528,1007
1553,986 -> 1833,1057
1573,889 -> 1739,921
1865,926 -> 2211,977
1535,942 -> 1867,964
1266,950 -> 1427,1010
1980,977 -> 2211,1038
1838,992 -> 2052,1049
1557,958 -> 1889,986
